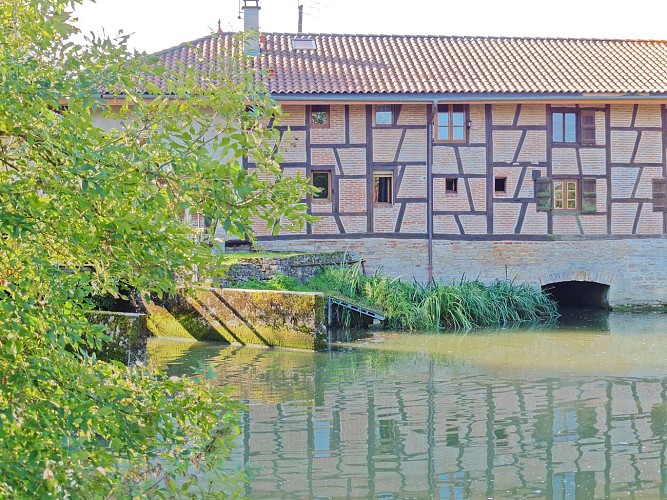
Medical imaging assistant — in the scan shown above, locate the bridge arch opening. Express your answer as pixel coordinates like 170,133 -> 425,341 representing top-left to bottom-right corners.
542,281 -> 610,310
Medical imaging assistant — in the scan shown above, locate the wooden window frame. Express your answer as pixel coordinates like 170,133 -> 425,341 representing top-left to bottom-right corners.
553,178 -> 579,211
551,109 -> 578,144
652,177 -> 667,212
435,103 -> 468,143
536,176 -> 596,213
374,104 -> 395,127
445,178 -> 458,193
311,170 -> 332,202
311,104 -> 330,129
373,172 -> 393,205
494,176 -> 507,195
580,109 -> 596,146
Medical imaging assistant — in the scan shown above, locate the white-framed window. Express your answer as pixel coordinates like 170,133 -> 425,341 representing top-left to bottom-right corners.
553,179 -> 578,210
373,172 -> 393,204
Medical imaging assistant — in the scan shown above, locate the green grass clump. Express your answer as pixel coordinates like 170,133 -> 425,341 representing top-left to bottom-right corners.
221,264 -> 558,331
305,263 -> 558,330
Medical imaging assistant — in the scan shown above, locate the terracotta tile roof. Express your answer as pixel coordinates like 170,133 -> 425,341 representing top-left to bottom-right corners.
153,33 -> 667,96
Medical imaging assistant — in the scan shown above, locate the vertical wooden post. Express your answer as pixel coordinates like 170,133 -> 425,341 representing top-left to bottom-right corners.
327,295 -> 332,327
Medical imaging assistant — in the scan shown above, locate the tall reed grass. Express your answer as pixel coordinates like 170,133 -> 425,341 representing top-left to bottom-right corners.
306,263 -> 558,330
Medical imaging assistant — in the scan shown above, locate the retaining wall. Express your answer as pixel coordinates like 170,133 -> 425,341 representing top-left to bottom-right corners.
146,288 -> 327,350
259,238 -> 667,307
219,250 -> 356,285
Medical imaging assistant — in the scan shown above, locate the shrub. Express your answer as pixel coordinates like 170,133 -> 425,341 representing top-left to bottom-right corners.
305,263 -> 558,330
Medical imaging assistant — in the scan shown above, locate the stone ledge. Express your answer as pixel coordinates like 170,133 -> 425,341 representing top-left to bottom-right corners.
540,270 -> 614,286
145,288 -> 327,350
218,250 -> 358,286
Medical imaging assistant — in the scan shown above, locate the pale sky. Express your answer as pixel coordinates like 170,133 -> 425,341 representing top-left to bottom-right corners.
75,0 -> 667,54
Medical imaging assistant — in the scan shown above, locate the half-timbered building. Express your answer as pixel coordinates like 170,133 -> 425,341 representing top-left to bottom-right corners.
155,3 -> 667,307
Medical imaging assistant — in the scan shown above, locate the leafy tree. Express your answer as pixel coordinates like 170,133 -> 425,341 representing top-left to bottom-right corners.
0,0 -> 312,496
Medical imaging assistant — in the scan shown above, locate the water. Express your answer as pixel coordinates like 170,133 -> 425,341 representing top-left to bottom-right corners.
148,311 -> 667,498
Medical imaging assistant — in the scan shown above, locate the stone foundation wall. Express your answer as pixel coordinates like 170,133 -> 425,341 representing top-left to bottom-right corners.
219,251 -> 356,285
146,288 -> 327,350
258,238 -> 667,307
258,239 -> 431,281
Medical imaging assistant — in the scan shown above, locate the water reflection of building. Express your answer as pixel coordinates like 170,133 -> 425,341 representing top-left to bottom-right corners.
148,336 -> 667,498
217,351 -> 667,499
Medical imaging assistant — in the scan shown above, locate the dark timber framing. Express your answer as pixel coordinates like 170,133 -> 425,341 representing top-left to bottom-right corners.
486,104 -> 494,234
663,104 -> 667,234
605,104 -> 613,234
272,100 -> 667,243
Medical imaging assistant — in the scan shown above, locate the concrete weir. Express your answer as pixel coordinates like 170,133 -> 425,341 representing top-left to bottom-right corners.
145,288 -> 328,350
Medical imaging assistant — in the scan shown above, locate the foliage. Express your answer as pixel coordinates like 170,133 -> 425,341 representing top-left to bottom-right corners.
234,264 -> 559,330
218,251 -> 558,330
305,263 -> 558,330
0,0 -> 312,497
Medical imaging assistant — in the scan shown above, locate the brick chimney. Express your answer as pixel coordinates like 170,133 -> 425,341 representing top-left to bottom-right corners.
243,0 -> 261,56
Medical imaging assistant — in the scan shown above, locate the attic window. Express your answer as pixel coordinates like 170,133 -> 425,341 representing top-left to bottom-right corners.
291,37 -> 316,50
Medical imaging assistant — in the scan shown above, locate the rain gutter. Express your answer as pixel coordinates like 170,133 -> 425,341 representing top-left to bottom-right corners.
427,100 -> 436,283
272,92 -> 667,103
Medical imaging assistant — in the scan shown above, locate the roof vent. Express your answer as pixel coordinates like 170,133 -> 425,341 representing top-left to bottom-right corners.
291,37 -> 316,50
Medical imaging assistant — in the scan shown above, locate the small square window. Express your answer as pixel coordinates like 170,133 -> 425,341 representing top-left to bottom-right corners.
312,171 -> 331,201
375,105 -> 393,126
242,105 -> 258,130
494,177 -> 507,193
445,178 -> 458,193
311,105 -> 330,128
374,173 -> 393,204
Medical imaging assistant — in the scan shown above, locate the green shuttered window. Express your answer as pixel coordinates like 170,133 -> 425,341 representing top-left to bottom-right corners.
535,177 -> 596,213
581,178 -> 597,214
580,110 -> 596,146
535,177 -> 552,212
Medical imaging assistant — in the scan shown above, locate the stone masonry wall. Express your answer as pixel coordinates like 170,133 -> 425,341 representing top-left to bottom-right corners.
259,237 -> 667,307
219,251 -> 356,285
